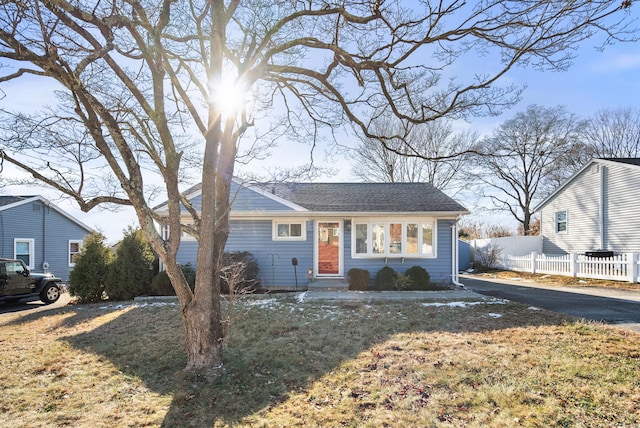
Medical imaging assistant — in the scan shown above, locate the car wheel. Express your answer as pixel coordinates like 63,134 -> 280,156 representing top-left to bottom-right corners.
40,283 -> 61,304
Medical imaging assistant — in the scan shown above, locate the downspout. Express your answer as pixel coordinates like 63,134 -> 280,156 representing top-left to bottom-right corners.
599,165 -> 605,250
451,220 -> 465,288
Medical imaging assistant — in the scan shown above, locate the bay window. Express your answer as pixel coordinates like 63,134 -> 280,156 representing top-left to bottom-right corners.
352,219 -> 436,258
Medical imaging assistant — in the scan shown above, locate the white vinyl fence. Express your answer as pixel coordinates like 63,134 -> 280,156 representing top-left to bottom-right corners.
502,252 -> 640,283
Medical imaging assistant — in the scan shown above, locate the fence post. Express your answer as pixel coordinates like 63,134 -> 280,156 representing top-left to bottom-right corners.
531,252 -> 537,274
629,253 -> 638,283
570,253 -> 577,278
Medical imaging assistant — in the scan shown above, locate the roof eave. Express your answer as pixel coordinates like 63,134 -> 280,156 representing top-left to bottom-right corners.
229,210 -> 469,218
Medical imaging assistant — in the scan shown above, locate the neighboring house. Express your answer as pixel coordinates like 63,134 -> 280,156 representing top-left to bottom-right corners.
155,180 -> 469,289
535,158 -> 640,255
0,196 -> 94,281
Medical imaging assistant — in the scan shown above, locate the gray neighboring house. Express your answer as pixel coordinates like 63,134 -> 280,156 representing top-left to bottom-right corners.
0,196 -> 94,281
155,180 -> 469,289
535,158 -> 640,255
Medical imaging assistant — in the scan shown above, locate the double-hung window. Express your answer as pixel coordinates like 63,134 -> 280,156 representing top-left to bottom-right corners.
273,220 -> 306,241
555,210 -> 567,234
14,238 -> 35,269
69,240 -> 83,267
352,219 -> 435,258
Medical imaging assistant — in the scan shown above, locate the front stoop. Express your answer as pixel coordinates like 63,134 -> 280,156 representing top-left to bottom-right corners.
307,278 -> 349,291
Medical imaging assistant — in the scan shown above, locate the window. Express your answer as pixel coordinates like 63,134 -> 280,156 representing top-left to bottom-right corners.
355,224 -> 368,254
69,240 -> 83,267
14,239 -> 35,269
273,220 -> 307,241
555,210 -> 567,234
352,219 -> 436,258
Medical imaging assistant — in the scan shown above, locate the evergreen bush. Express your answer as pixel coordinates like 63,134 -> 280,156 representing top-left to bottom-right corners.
105,227 -> 155,300
405,265 -> 431,290
347,268 -> 370,291
394,273 -> 413,290
150,263 -> 196,296
374,266 -> 396,290
68,232 -> 113,303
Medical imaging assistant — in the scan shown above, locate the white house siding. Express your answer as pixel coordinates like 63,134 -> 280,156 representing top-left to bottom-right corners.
602,163 -> 640,252
541,161 -> 640,255
541,164 -> 602,254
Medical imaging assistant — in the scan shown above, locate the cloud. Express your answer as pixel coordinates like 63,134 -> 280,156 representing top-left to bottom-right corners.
591,53 -> 640,73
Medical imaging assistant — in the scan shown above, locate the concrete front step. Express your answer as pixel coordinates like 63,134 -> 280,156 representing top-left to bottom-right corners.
307,278 -> 349,291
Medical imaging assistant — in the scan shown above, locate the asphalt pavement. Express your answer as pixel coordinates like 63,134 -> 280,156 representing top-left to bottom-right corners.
460,274 -> 640,333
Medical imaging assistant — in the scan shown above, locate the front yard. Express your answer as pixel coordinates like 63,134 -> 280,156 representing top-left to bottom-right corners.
1,293 -> 639,427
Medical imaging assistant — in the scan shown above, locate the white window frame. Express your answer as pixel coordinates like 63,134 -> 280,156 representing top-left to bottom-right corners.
14,238 -> 35,270
69,240 -> 83,267
351,218 -> 437,259
272,220 -> 307,241
555,210 -> 568,234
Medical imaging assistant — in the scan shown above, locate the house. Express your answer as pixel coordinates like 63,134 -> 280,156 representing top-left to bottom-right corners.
0,196 -> 94,281
155,180 -> 469,289
535,158 -> 640,255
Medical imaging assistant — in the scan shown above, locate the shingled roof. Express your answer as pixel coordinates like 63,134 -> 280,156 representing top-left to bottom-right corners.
258,182 -> 468,213
0,196 -> 39,208
601,158 -> 640,166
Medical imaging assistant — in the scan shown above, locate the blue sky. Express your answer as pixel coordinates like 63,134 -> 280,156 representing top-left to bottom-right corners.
3,11 -> 640,242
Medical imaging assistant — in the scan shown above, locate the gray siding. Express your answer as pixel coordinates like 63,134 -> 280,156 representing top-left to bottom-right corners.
0,200 -> 90,280
176,218 -> 456,288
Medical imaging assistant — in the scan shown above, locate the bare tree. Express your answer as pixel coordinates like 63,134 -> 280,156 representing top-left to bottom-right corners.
473,105 -> 584,234
581,107 -> 640,158
351,118 -> 477,194
0,1 -> 636,371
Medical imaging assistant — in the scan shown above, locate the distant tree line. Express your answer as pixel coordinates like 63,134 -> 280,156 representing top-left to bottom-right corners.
353,105 -> 640,236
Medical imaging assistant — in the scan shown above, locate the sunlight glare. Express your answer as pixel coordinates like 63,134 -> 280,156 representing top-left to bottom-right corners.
210,74 -> 249,117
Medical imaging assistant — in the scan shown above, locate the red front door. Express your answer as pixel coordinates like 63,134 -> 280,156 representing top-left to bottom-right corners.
317,221 -> 341,276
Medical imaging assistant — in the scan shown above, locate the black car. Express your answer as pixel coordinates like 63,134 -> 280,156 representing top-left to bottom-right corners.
0,258 -> 64,304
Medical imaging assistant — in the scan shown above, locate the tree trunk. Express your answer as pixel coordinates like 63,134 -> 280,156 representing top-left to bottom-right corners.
182,290 -> 224,371
177,0 -> 229,371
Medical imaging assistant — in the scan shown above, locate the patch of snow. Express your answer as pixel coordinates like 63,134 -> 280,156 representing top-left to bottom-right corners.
421,299 -> 507,309
296,291 -> 308,303
488,313 -> 503,318
528,306 -> 541,311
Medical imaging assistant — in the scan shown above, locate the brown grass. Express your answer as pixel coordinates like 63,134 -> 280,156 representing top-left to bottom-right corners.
475,269 -> 640,291
1,295 -> 639,427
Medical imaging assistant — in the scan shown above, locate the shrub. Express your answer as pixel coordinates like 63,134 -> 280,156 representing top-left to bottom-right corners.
150,263 -> 197,296
474,243 -> 503,272
405,266 -> 431,290
105,227 -> 155,300
151,271 -> 174,296
220,251 -> 260,294
394,273 -> 413,291
375,266 -> 396,291
347,268 -> 370,291
68,232 -> 113,303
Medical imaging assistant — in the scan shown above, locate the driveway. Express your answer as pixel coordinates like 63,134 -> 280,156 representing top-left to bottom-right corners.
0,292 -> 70,316
461,274 -> 640,333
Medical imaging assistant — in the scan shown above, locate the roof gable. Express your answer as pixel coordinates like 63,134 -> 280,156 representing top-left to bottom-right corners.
534,158 -> 640,212
0,195 -> 94,232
